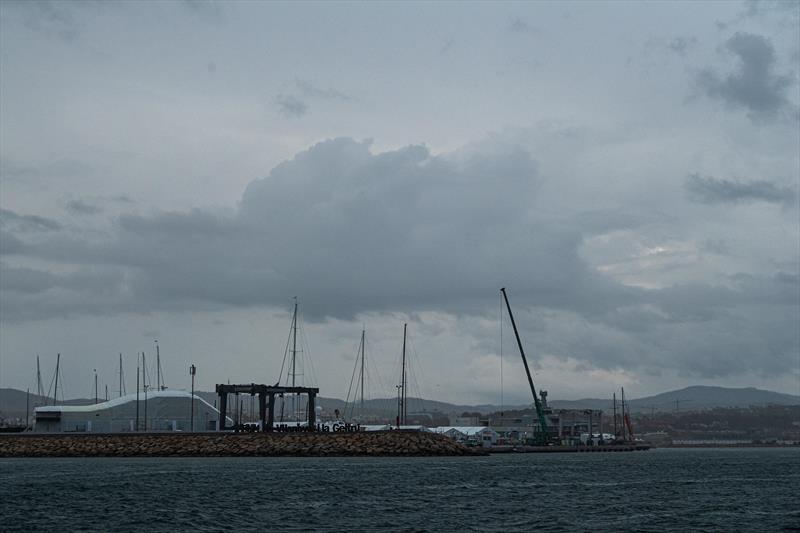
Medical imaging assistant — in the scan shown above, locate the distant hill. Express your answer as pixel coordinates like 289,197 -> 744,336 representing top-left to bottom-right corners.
0,388 -> 94,421
2,385 -> 798,421
550,386 -> 800,413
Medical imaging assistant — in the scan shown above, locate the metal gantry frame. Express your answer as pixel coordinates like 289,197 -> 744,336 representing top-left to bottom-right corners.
215,383 -> 319,432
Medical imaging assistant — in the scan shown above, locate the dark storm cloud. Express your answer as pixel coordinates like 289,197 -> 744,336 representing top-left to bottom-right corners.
275,94 -> 308,118
685,173 -> 795,205
66,199 -> 103,216
696,32 -> 796,120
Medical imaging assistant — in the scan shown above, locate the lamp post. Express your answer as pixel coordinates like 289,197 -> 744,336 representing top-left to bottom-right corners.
189,364 -> 196,432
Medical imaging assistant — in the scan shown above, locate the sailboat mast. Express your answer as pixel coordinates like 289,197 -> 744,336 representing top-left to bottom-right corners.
360,328 -> 365,416
613,392 -> 618,440
143,352 -> 148,431
291,299 -> 297,387
156,340 -> 161,391
621,387 -> 627,441
36,355 -> 43,399
401,323 -> 407,426
53,353 -> 60,406
291,297 -> 298,420
136,357 -> 140,431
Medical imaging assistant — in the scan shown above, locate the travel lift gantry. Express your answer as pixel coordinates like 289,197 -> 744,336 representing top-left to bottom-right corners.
215,383 -> 319,432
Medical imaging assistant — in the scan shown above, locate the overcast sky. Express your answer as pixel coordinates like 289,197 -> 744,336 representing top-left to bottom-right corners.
1,0 -> 798,406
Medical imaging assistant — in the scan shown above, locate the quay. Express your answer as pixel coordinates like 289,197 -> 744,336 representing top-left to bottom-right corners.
0,430 -> 485,458
490,444 -> 651,453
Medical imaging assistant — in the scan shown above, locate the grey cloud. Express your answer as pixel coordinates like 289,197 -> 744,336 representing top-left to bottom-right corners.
0,208 -> 62,232
118,209 -> 242,237
0,265 -> 61,294
574,210 -> 665,236
66,199 -> 103,216
701,238 -> 730,255
0,262 -> 131,322
275,94 -> 308,118
740,0 -> 800,19
17,0 -> 82,41
0,157 -> 97,184
508,17 -> 537,34
0,231 -> 26,255
667,36 -> 698,57
440,39 -> 454,55
685,173 -> 796,205
696,32 -> 796,120
6,0 -> 111,42
180,0 -> 226,23
1,139 -> 797,381
295,79 -> 353,102
274,80 -> 353,119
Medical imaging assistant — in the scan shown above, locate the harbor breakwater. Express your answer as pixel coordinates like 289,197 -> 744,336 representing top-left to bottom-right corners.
0,430 -> 484,458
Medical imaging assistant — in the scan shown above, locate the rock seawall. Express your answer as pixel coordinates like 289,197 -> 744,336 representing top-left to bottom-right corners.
0,431 -> 484,457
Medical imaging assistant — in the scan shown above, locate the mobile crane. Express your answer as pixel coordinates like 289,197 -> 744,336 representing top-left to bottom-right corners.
501,288 -> 554,445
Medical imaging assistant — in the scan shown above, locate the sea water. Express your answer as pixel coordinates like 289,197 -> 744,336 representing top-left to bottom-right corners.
1,448 -> 798,531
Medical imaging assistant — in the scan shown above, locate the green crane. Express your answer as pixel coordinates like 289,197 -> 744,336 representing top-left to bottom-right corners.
501,287 -> 551,445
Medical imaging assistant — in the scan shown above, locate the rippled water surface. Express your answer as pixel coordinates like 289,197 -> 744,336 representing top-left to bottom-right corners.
2,448 -> 798,531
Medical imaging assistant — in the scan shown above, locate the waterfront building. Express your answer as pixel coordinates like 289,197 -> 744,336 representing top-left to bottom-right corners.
490,409 -> 605,445
33,390 -> 227,433
432,426 -> 499,447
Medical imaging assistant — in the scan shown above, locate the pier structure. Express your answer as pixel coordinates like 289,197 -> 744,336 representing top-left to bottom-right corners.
215,384 -> 319,432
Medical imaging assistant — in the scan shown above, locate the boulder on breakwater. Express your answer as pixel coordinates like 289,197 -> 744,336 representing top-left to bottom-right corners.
0,430 -> 486,458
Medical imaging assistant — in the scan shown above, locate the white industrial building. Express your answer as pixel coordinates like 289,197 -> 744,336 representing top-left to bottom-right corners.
432,426 -> 499,447
34,390 -> 227,433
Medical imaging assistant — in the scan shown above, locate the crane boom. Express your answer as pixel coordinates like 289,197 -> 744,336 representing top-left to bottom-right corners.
500,288 -> 550,444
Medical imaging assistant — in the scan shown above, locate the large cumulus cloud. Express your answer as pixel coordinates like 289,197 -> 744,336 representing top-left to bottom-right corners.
1,138 -> 797,382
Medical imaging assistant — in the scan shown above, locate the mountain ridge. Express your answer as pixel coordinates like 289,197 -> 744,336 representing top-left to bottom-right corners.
2,385 -> 797,420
